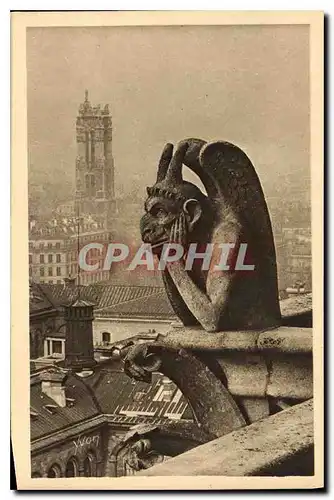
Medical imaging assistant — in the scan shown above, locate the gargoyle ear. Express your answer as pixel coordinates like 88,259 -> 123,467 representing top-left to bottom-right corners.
183,198 -> 202,231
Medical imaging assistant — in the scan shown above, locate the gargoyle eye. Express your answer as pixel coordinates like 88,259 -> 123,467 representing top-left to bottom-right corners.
151,206 -> 167,217
157,208 -> 167,217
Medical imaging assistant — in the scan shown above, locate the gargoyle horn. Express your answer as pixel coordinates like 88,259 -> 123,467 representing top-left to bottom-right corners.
177,138 -> 221,199
158,142 -> 190,186
156,143 -> 174,182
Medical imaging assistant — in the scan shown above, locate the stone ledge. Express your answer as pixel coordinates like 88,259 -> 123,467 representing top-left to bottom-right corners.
267,357 -> 313,400
138,399 -> 314,476
258,327 -> 313,353
217,353 -> 313,400
161,326 -> 312,354
217,354 -> 268,398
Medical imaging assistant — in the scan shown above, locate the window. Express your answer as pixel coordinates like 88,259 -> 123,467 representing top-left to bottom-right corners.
133,391 -> 147,402
102,332 -> 111,344
29,267 -> 32,276
83,457 -> 92,477
56,267 -> 61,276
47,464 -> 61,478
48,254 -> 53,263
45,338 -> 65,357
29,254 -> 32,264
40,267 -> 44,277
55,242 -> 61,249
65,458 -> 78,478
48,280 -> 53,284
39,254 -> 44,264
48,243 -> 52,250
48,267 -> 53,276
83,454 -> 96,477
46,339 -> 50,357
56,254 -> 61,263
53,340 -> 62,354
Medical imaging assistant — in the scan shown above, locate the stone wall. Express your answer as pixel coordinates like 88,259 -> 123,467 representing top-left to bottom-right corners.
31,426 -> 106,478
93,318 -> 173,346
31,421 -> 140,478
30,311 -> 66,359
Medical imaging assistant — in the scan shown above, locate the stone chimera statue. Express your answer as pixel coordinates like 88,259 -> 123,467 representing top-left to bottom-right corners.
140,138 -> 281,332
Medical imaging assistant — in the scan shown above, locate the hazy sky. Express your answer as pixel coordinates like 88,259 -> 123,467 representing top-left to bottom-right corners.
27,25 -> 310,200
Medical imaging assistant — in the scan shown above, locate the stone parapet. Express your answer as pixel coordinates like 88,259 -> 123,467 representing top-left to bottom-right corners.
138,399 -> 314,476
160,326 -> 312,354
155,326 -> 313,404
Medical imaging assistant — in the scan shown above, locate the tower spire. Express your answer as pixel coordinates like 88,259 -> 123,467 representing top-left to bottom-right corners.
85,89 -> 89,102
76,199 -> 81,299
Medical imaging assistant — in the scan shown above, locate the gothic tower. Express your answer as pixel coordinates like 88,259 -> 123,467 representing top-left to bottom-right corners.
75,90 -> 115,224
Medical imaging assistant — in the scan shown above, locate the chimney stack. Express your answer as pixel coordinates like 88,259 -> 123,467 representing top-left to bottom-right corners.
64,299 -> 96,371
64,276 -> 76,288
40,368 -> 67,407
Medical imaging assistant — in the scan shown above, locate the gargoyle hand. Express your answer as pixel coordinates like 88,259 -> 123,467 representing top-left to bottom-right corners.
123,343 -> 162,383
170,211 -> 188,248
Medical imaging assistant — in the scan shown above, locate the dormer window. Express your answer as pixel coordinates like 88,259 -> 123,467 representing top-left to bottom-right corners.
44,338 -> 65,358
43,404 -> 58,414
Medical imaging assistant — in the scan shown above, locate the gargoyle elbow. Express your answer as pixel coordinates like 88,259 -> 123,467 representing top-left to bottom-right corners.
202,323 -> 219,333
200,309 -> 220,333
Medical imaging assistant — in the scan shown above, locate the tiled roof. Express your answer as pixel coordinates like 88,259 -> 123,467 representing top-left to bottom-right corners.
38,284 -> 101,308
33,281 -> 312,321
30,372 -> 100,440
92,285 -> 163,310
97,290 -> 176,319
29,282 -> 55,314
37,283 -> 165,310
34,283 -> 172,319
30,363 -> 191,441
86,368 -> 189,420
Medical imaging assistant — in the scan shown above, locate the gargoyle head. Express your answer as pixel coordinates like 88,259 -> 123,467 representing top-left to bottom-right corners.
140,142 -> 211,253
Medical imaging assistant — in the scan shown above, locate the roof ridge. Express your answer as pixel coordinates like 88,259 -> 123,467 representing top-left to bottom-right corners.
88,284 -> 164,290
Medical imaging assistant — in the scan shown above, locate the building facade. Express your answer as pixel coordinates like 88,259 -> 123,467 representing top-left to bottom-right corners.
30,358 -> 192,477
29,217 -> 112,285
29,234 -> 69,285
280,227 -> 312,291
